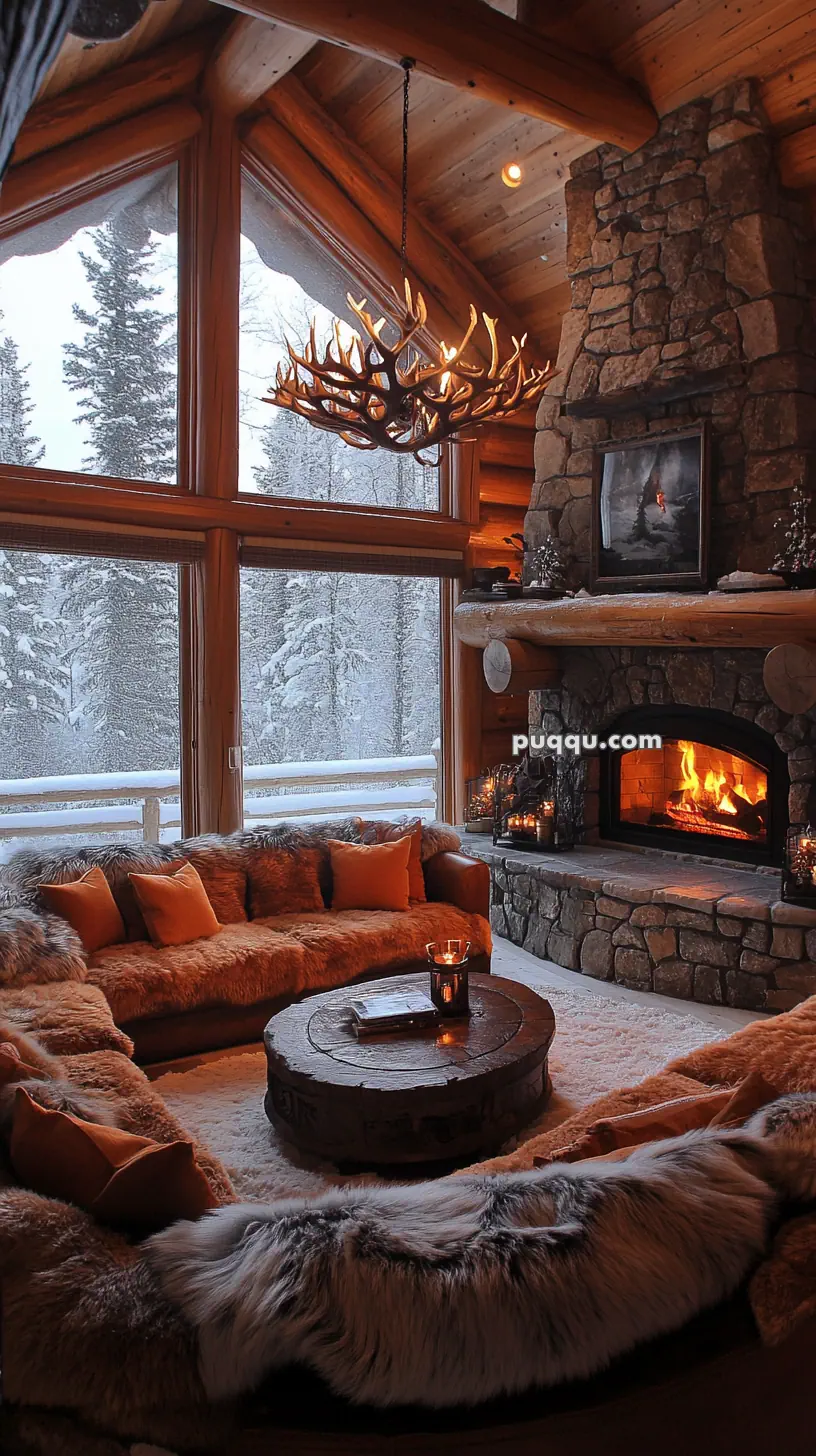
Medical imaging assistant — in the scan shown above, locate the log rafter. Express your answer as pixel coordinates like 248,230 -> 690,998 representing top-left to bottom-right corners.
11,27 -> 219,168
213,0 -> 658,151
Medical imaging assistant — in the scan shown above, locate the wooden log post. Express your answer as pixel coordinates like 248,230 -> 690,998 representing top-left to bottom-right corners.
191,529 -> 244,835
187,101 -> 243,835
483,639 -> 560,696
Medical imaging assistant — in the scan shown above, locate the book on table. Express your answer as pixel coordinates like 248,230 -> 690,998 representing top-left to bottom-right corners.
350,991 -> 440,1036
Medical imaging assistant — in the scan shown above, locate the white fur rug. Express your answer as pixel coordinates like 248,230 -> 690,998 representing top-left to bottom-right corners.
153,981 -> 727,1203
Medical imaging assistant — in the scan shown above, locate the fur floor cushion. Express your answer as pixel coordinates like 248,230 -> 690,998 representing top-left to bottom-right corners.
669,993 -> 816,1093
148,1096 -> 816,1410
0,982 -> 134,1058
463,1070 -> 712,1175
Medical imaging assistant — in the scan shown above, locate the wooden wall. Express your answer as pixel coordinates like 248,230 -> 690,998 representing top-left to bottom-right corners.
460,409 -> 535,804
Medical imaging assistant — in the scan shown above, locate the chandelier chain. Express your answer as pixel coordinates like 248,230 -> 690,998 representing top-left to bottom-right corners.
400,58 -> 413,281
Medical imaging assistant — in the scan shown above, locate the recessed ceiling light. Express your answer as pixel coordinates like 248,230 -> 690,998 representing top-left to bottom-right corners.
540,253 -> 549,262
501,161 -> 523,188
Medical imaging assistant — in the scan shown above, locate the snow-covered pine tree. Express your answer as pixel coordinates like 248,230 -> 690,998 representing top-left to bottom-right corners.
63,214 -> 177,482
0,323 -> 44,469
59,215 -> 180,775
0,317 -> 65,776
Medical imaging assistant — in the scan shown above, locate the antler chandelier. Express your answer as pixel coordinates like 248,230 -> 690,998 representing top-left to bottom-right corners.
264,61 -> 552,463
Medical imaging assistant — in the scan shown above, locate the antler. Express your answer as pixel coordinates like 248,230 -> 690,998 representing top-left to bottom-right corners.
263,283 -> 552,460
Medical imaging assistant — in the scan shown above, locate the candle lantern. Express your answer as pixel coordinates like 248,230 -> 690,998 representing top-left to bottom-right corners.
464,770 -> 497,834
782,824 -> 816,908
426,939 -> 471,1016
493,754 -> 560,852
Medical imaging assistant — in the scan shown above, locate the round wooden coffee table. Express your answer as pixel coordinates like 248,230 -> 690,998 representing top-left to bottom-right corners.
263,971 -> 555,1167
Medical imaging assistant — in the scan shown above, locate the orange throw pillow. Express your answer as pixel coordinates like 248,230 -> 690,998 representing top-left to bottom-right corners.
329,836 -> 412,912
10,1088 -> 217,1231
39,866 -> 126,955
542,1071 -> 779,1166
362,821 -> 426,902
0,1043 -> 42,1087
128,861 -> 221,948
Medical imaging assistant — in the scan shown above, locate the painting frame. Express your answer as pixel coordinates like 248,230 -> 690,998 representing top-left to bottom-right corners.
589,422 -> 710,594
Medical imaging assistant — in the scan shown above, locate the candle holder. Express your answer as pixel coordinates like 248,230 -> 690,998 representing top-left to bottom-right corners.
426,939 -> 471,1016
782,823 -> 816,908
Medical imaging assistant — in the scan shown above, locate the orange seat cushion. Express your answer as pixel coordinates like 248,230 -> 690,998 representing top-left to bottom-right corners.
39,866 -> 126,955
10,1087 -> 217,1231
128,862 -> 221,948
328,836 -> 413,912
361,820 -> 426,901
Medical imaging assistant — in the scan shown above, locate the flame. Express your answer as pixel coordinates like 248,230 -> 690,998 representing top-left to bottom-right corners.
656,489 -> 666,511
669,740 -> 763,838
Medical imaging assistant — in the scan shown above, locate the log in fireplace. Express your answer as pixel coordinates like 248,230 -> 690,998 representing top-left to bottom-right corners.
601,708 -> 789,866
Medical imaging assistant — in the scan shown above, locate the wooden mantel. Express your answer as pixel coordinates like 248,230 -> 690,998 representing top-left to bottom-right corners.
454,592 -> 816,651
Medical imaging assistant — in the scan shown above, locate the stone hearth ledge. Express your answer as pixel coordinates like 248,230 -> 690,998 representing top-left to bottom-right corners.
464,840 -> 816,1012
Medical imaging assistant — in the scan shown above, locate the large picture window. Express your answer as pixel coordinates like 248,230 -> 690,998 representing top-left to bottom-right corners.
240,565 -> 441,824
239,174 -> 440,510
0,166 -> 179,483
0,546 -> 181,855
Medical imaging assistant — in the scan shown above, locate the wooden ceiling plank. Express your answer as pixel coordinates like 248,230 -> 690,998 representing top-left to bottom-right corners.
614,0 -> 816,117
212,0 -> 658,149
255,76 -> 540,358
204,15 -> 317,113
13,29 -> 217,168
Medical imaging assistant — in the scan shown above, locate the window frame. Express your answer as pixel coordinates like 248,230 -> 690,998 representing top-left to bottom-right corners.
0,105 -> 470,837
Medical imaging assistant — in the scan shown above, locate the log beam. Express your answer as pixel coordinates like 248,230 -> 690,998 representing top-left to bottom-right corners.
454,593 -> 816,651
203,14 -> 317,115
0,100 -> 201,237
779,125 -> 816,191
245,85 -> 537,366
483,638 -> 560,695
213,0 -> 657,151
11,29 -> 217,167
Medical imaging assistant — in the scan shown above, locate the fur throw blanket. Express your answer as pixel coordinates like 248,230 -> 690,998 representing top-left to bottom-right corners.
149,1095 -> 816,1409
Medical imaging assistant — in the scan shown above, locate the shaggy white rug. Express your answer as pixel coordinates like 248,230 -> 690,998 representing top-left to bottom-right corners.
153,982 -> 727,1203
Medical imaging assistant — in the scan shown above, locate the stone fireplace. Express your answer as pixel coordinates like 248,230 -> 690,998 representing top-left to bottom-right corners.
463,79 -> 816,1013
525,81 -> 816,580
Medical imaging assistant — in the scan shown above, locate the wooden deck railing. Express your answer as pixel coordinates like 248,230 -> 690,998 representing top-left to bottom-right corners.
0,750 -> 440,844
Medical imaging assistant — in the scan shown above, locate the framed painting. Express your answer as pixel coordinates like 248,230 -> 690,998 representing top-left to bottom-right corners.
590,422 -> 710,593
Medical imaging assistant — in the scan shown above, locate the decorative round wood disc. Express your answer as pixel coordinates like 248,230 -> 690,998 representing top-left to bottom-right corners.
763,643 -> 816,714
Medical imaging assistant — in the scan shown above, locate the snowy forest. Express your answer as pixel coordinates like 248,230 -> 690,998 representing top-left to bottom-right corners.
0,199 -> 440,801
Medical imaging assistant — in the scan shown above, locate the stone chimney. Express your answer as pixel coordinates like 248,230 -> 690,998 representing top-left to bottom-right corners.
526,82 -> 816,585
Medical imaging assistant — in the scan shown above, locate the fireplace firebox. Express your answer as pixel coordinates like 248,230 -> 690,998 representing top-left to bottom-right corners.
601,708 -> 788,866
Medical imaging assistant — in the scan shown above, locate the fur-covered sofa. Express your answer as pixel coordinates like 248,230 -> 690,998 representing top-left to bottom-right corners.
0,819 -> 491,1062
1,986 -> 816,1453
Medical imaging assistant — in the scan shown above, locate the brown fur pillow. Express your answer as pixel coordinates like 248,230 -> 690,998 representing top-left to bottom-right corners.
115,857 -> 247,940
248,848 -> 325,918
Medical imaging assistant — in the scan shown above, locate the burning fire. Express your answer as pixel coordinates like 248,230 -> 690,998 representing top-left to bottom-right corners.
668,740 -> 763,840
655,489 -> 666,512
